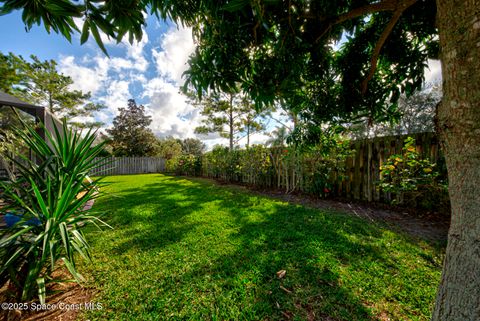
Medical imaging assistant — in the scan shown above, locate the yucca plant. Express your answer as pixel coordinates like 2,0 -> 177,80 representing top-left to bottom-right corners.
0,120 -> 110,304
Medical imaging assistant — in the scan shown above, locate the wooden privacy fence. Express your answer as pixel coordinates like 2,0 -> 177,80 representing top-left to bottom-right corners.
339,132 -> 442,202
89,157 -> 165,176
201,132 -> 444,203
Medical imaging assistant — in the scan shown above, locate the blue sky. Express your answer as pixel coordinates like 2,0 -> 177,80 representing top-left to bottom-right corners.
1,11 -> 268,146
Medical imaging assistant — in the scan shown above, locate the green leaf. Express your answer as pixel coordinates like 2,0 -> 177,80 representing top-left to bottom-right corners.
37,278 -> 46,305
80,19 -> 90,44
89,23 -> 109,57
62,258 -> 85,283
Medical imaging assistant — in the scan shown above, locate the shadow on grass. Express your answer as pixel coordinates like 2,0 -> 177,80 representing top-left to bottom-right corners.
88,174 -> 436,320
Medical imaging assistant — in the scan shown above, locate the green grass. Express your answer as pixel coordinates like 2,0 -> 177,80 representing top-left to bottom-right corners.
79,174 -> 444,320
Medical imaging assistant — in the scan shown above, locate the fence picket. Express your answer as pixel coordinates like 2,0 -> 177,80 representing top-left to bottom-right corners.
89,157 -> 166,176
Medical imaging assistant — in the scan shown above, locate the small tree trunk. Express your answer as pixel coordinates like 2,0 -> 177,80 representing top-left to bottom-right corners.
229,94 -> 234,151
48,91 -> 54,114
432,1 -> 480,320
246,122 -> 250,148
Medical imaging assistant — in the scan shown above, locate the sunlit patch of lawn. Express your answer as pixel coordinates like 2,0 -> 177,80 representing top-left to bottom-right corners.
79,174 -> 443,320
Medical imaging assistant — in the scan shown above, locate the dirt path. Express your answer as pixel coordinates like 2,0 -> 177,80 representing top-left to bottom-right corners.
252,188 -> 450,243
206,177 -> 449,243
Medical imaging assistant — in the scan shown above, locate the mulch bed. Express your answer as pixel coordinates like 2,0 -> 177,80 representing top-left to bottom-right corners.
0,268 -> 97,321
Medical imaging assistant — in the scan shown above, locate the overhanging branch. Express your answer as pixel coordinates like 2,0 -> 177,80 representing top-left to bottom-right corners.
360,10 -> 403,94
312,0 -> 418,43
361,0 -> 418,94
313,0 -> 401,43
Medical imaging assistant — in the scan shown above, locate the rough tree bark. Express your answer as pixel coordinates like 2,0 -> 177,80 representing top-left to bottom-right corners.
433,0 -> 480,320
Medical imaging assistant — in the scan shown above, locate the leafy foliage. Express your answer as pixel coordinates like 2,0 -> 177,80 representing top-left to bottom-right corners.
156,136 -> 182,160
162,137 -> 206,175
379,137 -> 448,211
347,84 -> 441,139
0,121 -> 109,303
106,99 -> 158,156
202,146 -> 243,182
0,52 -> 28,96
180,0 -> 437,131
201,132 -> 352,196
296,137 -> 353,197
23,55 -> 105,126
180,138 -> 206,157
266,126 -> 289,148
1,1 -> 438,138
0,107 -> 34,178
166,154 -> 202,176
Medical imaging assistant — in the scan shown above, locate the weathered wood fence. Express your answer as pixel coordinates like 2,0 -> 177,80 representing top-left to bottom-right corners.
339,132 -> 442,201
90,157 -> 165,176
201,132 -> 444,203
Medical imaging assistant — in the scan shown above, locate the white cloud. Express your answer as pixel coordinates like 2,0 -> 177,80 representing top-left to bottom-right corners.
109,57 -> 134,71
244,132 -> 271,146
143,77 -> 199,138
58,32 -> 148,123
152,26 -> 195,85
100,80 -> 132,115
125,32 -> 149,72
140,26 -> 199,138
58,22 -> 258,149
202,137 -> 229,150
58,56 -> 108,95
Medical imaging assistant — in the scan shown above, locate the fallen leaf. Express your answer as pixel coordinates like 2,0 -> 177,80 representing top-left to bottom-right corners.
280,285 -> 292,294
276,269 -> 286,279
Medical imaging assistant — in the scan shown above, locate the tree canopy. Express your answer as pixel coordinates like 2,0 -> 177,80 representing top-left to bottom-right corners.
181,0 -> 437,140
348,83 -> 440,139
180,138 -> 206,156
1,0 -> 437,136
106,99 -> 158,156
156,136 -> 206,159
156,136 -> 182,160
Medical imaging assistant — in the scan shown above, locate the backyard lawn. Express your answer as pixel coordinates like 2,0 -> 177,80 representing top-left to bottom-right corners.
79,174 -> 444,321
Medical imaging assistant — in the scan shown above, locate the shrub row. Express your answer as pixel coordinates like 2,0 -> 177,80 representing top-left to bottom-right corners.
167,136 -> 449,214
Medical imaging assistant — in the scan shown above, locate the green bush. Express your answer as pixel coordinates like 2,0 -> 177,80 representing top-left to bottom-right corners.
379,137 -> 449,212
0,121 -> 110,304
202,146 -> 242,182
298,135 -> 353,197
167,154 -> 202,176
200,134 -> 352,197
236,145 -> 273,186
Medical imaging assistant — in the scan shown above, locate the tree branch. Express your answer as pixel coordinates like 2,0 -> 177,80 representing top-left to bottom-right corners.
313,0 -> 396,42
361,0 -> 418,94
312,0 -> 417,43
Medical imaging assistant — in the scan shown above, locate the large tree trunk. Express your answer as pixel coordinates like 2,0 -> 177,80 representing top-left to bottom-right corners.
433,0 -> 480,320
